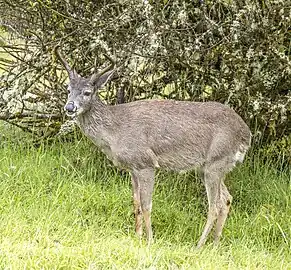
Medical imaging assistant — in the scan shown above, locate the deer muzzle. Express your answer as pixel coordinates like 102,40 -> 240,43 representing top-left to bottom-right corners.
64,102 -> 78,117
65,102 -> 75,112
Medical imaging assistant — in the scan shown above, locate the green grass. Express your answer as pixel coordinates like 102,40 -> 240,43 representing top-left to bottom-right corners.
0,130 -> 290,269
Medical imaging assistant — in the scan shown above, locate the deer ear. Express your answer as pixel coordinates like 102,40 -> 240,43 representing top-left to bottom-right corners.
91,69 -> 115,89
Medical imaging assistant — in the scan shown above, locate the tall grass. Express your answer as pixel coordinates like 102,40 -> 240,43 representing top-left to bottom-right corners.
0,128 -> 290,269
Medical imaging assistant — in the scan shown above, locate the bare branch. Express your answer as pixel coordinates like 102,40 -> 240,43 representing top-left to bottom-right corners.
0,112 -> 63,121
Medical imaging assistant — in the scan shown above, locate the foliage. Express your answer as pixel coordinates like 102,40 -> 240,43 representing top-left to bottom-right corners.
0,132 -> 290,268
258,134 -> 291,167
0,0 -> 290,143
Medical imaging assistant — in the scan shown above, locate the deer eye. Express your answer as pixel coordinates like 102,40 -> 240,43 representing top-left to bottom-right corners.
83,91 -> 91,96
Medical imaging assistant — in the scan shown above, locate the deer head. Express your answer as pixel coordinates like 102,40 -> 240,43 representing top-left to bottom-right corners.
54,46 -> 116,117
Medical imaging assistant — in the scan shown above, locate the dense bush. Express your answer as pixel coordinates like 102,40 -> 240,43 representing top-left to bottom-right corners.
0,0 -> 290,145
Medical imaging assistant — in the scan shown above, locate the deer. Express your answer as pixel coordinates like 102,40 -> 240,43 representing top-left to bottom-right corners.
54,46 -> 251,248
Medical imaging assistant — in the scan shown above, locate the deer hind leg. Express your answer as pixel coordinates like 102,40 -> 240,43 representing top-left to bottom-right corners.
197,158 -> 233,248
197,170 -> 221,249
131,172 -> 143,237
132,168 -> 155,243
214,181 -> 232,244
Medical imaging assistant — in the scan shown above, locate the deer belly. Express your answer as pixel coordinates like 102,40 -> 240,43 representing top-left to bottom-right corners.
157,150 -> 205,171
103,147 -> 160,170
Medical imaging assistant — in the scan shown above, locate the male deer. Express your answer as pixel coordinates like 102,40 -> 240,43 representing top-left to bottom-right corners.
55,47 -> 251,248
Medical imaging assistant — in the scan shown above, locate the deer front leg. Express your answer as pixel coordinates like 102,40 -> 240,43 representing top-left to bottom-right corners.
131,172 -> 143,237
132,168 -> 155,243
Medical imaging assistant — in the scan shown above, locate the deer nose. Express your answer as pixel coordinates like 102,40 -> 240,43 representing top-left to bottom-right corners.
65,102 -> 75,112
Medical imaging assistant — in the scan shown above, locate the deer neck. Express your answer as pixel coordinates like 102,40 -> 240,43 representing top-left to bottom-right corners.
76,96 -> 114,141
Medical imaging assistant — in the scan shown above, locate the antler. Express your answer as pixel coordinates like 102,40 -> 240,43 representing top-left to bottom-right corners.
90,54 -> 116,84
54,45 -> 75,79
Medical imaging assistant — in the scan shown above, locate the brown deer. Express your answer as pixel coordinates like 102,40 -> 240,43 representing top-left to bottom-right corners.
55,47 -> 251,248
